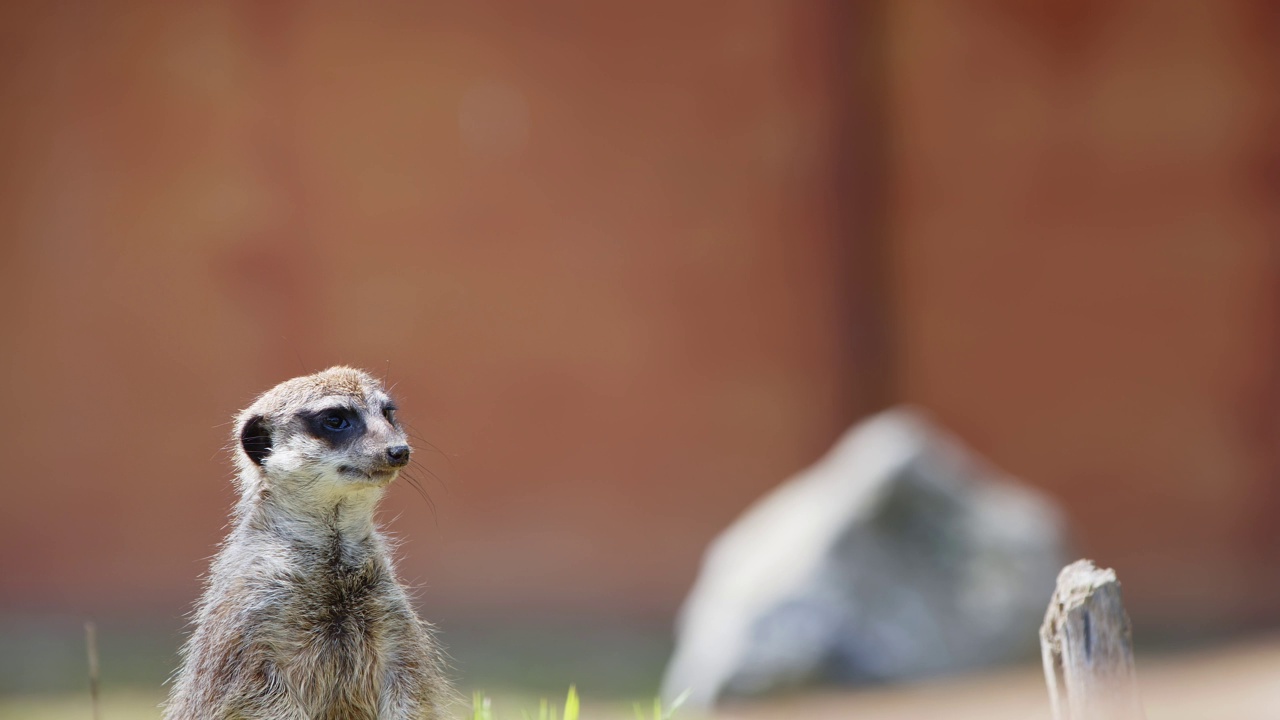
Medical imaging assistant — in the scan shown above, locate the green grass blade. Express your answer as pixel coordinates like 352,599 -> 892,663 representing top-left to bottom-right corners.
664,688 -> 691,718
563,686 -> 580,720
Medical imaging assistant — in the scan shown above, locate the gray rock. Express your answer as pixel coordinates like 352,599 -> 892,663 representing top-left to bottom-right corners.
661,407 -> 1067,709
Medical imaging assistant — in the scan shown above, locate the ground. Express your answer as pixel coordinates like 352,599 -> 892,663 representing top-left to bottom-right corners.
3,636 -> 1277,720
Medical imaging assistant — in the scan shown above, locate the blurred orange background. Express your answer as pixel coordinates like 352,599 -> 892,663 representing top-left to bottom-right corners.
2,0 -> 1279,696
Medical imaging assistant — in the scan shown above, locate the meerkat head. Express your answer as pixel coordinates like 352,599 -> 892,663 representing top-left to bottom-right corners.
232,367 -> 411,501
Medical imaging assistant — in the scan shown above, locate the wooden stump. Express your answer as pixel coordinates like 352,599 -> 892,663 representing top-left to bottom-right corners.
1040,560 -> 1144,720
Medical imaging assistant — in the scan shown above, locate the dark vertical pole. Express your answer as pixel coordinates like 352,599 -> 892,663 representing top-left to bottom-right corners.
1248,0 -> 1280,621
85,621 -> 101,720
830,0 -> 894,416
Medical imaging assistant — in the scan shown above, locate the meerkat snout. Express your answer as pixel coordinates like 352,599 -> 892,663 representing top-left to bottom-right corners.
387,444 -> 412,466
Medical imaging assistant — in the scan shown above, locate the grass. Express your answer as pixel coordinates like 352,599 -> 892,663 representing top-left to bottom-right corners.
0,617 -> 679,720
469,687 -> 688,720
0,690 -> 163,720
0,687 -> 688,720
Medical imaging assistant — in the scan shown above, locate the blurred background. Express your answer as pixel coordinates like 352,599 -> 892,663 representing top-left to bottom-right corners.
2,1 -> 1279,718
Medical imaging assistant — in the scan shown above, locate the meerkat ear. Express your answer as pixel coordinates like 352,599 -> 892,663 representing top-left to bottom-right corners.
240,415 -> 273,466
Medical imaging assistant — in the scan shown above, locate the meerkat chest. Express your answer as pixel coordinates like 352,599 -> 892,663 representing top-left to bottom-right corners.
276,553 -> 409,715
306,555 -> 391,640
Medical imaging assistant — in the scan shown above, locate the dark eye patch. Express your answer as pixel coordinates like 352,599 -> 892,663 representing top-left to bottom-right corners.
382,404 -> 397,425
300,406 -> 365,445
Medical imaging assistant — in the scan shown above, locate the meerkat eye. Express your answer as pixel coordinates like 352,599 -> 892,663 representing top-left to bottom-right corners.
322,414 -> 350,431
382,406 -> 397,424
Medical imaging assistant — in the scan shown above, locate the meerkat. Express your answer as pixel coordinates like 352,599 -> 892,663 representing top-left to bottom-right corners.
164,367 -> 451,720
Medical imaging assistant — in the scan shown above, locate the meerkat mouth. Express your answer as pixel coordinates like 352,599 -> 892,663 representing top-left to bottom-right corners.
338,465 -> 399,485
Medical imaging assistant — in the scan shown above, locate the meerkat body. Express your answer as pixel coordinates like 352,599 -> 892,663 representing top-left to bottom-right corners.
165,367 -> 450,720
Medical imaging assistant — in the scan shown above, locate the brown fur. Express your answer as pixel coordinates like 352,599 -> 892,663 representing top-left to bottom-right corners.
164,367 -> 452,720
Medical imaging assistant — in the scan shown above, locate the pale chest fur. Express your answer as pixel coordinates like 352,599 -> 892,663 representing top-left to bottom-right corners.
262,539 -> 428,719
167,527 -> 445,720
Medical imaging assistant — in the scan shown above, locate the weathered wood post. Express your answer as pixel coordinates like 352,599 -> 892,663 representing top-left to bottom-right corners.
1040,560 -> 1144,720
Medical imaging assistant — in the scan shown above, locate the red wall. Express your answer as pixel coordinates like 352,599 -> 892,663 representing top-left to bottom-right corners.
1,1 -> 1277,632
889,0 -> 1280,626
0,1 -> 866,620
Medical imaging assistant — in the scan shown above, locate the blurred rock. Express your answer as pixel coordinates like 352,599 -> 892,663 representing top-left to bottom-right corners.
661,407 -> 1067,709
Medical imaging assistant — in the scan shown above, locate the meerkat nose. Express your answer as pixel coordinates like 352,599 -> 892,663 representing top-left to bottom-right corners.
386,445 -> 411,467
